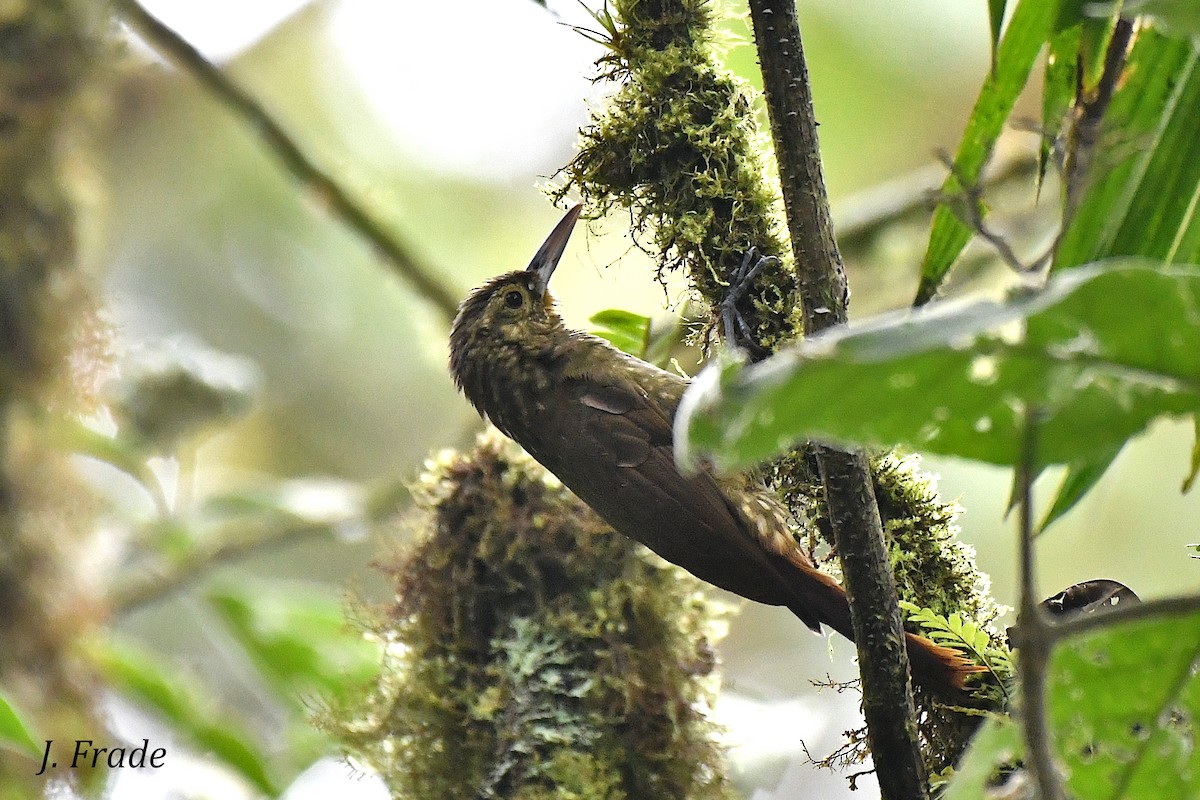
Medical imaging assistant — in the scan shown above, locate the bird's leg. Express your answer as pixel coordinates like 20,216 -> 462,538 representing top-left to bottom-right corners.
720,248 -> 777,353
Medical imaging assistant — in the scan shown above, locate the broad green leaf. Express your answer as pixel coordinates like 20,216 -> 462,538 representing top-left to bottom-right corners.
915,0 -> 1058,305
207,582 -> 380,706
941,715 -> 1023,800
1056,32 -> 1200,269
1124,0 -> 1200,37
0,690 -> 41,758
1048,609 -> 1200,798
678,264 -> 1200,472
1039,444 -> 1123,531
589,308 -> 651,357
90,640 -> 278,795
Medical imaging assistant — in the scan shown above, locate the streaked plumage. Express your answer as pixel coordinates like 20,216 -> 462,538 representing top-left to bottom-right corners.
449,205 -> 978,695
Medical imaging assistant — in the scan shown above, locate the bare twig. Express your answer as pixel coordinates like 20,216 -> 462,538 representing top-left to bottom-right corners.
935,150 -> 1053,275
748,1 -> 927,797
1060,17 -> 1136,232
113,0 -> 461,322
109,519 -> 338,613
1049,593 -> 1200,641
1012,407 -> 1064,800
835,153 -> 1038,250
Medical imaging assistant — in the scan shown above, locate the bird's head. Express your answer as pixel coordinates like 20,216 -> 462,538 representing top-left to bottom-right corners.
449,205 -> 582,395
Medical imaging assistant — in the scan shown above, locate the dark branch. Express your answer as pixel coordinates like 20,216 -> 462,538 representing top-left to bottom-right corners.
113,0 -> 461,322
1012,409 -> 1064,800
109,519 -> 337,613
748,1 -> 927,797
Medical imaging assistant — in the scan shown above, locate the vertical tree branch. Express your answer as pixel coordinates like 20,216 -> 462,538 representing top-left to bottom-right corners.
748,1 -> 928,797
1013,409 -> 1064,800
0,0 -> 109,790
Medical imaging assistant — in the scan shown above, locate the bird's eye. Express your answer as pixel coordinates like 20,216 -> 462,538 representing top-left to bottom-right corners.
503,289 -> 524,309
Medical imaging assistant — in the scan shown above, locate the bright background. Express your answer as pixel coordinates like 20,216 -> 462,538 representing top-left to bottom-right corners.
96,1 -> 1199,798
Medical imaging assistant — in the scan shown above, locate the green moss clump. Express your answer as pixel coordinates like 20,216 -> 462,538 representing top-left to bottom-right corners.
551,0 -> 798,353
770,449 -> 1009,770
327,432 -> 733,799
871,453 -> 1000,628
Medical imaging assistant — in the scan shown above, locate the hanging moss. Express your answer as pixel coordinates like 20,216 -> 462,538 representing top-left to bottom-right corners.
550,0 -> 799,353
327,432 -> 733,800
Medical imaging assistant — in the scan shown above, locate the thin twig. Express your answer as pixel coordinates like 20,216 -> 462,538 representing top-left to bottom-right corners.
747,1 -> 928,798
1013,407 -> 1064,800
1060,17 -> 1136,233
935,151 -> 1053,275
835,152 -> 1038,250
109,519 -> 338,613
1048,593 -> 1200,641
113,0 -> 461,322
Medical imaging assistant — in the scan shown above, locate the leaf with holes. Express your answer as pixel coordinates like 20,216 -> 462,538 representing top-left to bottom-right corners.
678,264 -> 1200,473
1048,609 -> 1200,798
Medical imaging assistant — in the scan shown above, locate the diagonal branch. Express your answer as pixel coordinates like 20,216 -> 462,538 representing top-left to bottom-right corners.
113,0 -> 461,322
747,1 -> 927,798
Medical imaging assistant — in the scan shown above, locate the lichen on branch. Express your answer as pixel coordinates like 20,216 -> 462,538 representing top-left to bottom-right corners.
327,432 -> 734,799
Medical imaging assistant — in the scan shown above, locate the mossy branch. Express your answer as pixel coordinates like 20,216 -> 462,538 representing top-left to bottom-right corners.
746,2 -> 928,797
326,434 -> 734,798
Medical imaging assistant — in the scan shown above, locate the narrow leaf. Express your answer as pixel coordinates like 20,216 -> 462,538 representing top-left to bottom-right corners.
1184,414 -> 1200,492
1039,444 -> 1123,531
0,691 -> 41,758
1056,33 -> 1200,269
916,0 -> 1058,304
988,0 -> 1009,67
1040,24 -> 1081,191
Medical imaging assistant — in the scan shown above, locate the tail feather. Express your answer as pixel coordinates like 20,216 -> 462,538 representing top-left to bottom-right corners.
780,557 -> 986,697
905,632 -> 988,696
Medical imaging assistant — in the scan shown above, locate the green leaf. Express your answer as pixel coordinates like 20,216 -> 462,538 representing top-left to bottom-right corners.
207,582 -> 380,706
1183,415 -> 1200,492
589,308 -> 651,357
915,0 -> 1058,305
941,715 -> 1023,800
45,416 -> 154,493
90,640 -> 278,795
678,264 -> 1200,472
1056,33 -> 1200,269
0,690 -> 41,758
988,0 -> 1009,67
1124,0 -> 1200,37
1048,608 -> 1200,798
1040,24 -> 1081,190
1039,444 -> 1123,531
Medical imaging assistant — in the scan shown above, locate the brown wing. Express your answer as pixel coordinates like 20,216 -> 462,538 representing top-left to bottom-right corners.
514,361 -> 983,696
517,365 -> 831,626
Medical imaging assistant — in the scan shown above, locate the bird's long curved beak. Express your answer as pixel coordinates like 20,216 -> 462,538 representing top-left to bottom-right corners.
526,204 -> 582,296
